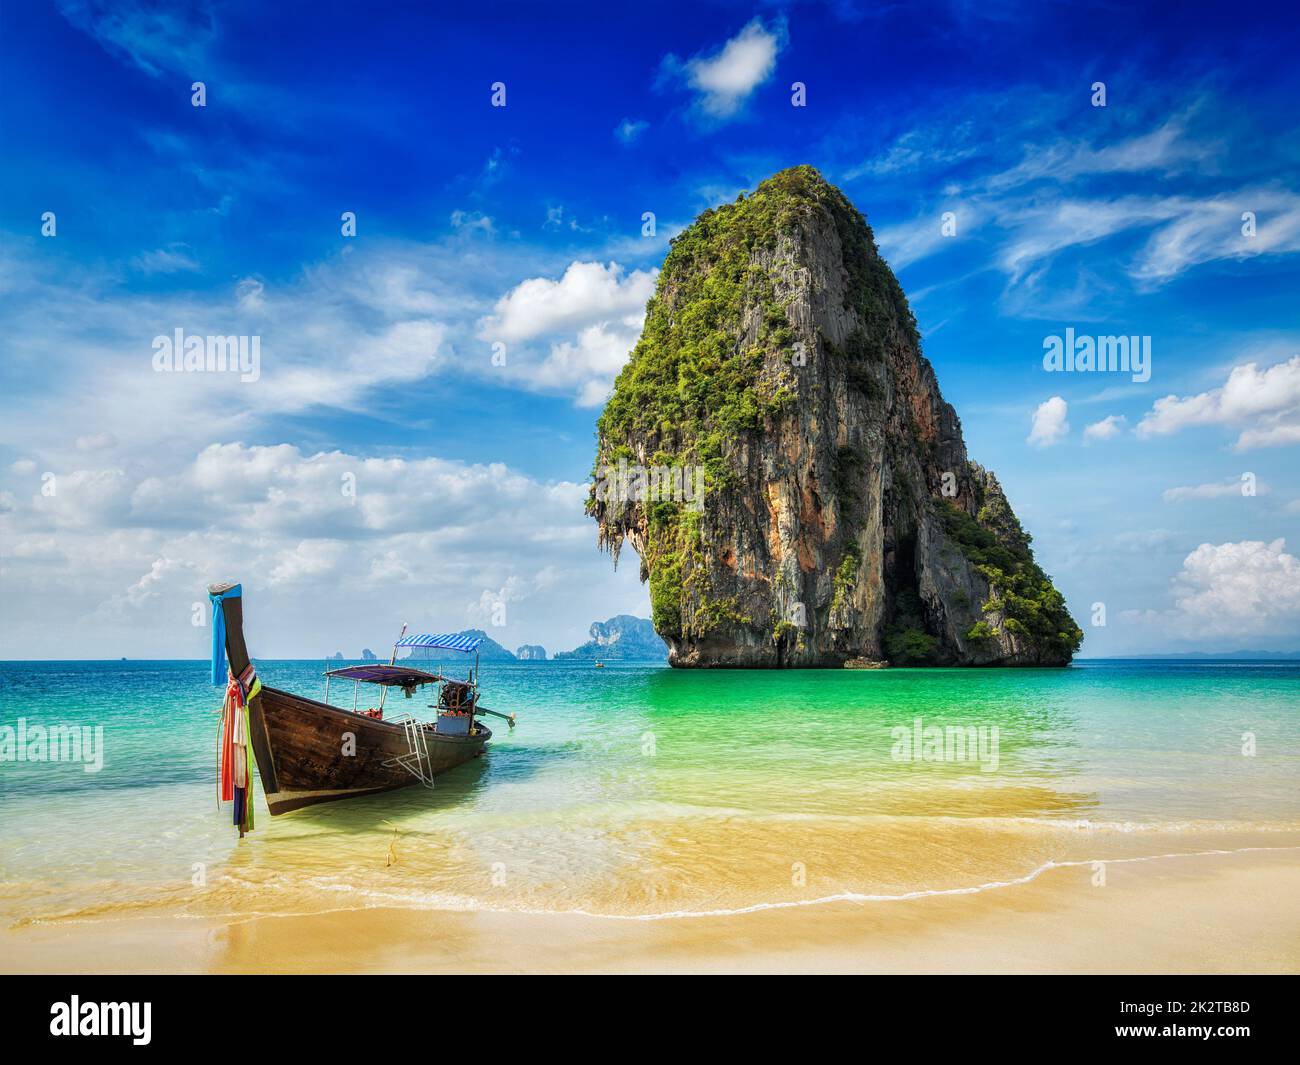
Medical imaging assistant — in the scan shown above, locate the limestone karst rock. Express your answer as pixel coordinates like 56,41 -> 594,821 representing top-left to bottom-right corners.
590,166 -> 1082,667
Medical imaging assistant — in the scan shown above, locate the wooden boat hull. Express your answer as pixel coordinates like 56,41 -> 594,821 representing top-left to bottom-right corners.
252,686 -> 491,814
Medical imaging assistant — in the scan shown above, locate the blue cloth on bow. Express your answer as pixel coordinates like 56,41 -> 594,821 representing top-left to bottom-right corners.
209,584 -> 242,685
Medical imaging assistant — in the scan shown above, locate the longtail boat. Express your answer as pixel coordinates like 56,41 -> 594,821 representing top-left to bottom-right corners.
208,580 -> 514,819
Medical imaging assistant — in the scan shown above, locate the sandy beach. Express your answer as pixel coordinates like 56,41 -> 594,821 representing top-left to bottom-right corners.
6,846 -> 1296,975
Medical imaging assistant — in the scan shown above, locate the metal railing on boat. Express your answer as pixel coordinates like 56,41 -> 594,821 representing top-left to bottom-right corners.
383,714 -> 436,788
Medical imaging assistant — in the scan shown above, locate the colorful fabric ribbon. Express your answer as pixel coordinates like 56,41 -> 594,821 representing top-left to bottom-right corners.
208,584 -> 242,685
216,664 -> 259,835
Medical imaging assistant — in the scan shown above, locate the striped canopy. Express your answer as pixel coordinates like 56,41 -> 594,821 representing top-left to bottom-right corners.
395,632 -> 483,654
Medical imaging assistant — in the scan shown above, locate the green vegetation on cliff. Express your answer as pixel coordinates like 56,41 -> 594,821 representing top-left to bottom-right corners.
597,166 -> 910,467
594,167 -> 917,644
938,499 -> 1084,662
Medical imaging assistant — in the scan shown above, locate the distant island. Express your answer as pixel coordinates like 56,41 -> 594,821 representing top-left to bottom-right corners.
385,619 -> 667,662
553,616 -> 668,661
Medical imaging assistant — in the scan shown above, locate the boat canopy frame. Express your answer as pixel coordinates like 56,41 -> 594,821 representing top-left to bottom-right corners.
322,626 -> 482,714
324,663 -> 447,687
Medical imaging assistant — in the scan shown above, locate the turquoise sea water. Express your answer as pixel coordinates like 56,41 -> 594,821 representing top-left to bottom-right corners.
1,659 -> 1297,923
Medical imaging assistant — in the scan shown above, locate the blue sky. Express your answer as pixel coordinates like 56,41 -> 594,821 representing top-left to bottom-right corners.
1,0 -> 1298,658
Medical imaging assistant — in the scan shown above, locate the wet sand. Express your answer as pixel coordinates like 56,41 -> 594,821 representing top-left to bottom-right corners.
5,846 -> 1297,974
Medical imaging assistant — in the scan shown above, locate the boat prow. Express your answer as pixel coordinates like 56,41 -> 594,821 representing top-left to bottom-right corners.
208,582 -> 497,818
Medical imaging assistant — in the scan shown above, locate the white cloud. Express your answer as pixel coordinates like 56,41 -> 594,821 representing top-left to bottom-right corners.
235,277 -> 265,311
480,261 -> 654,344
269,540 -> 347,587
999,196 -> 1179,282
1120,539 -> 1300,640
1027,396 -> 1069,447
132,246 -> 200,274
615,118 -> 648,144
1171,539 -> 1300,636
1133,188 -> 1300,283
981,116 -> 1210,194
876,207 -> 978,270
450,209 -> 495,234
851,103 -> 1300,292
478,261 -> 656,403
1161,477 -> 1268,502
1082,414 -> 1126,442
1136,354 -> 1300,450
466,569 -> 559,627
59,0 -> 216,78
661,18 -> 786,120
0,442 -> 648,657
536,323 -> 641,407
0,237 -> 511,468
75,432 -> 118,452
122,558 -> 177,606
843,124 -> 980,181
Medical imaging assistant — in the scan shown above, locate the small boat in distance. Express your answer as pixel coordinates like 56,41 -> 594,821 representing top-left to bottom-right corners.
209,581 -> 514,817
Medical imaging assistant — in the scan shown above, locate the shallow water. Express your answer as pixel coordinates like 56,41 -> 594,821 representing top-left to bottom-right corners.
1,659 -> 1297,923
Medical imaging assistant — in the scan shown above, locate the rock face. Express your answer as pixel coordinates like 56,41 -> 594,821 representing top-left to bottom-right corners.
554,616 -> 668,660
515,644 -> 548,660
591,166 -> 1082,668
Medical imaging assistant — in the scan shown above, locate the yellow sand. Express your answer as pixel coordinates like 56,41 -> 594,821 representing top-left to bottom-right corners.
3,847 -> 1297,974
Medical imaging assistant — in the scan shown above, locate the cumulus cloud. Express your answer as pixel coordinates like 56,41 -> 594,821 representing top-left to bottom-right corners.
0,236 -> 519,468
660,18 -> 786,120
0,442 -> 647,656
1027,396 -> 1069,447
1136,354 -> 1300,450
1082,414 -> 1126,443
1166,539 -> 1300,637
480,261 -> 654,343
1120,539 -> 1300,640
478,261 -> 656,404
535,323 -> 643,407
